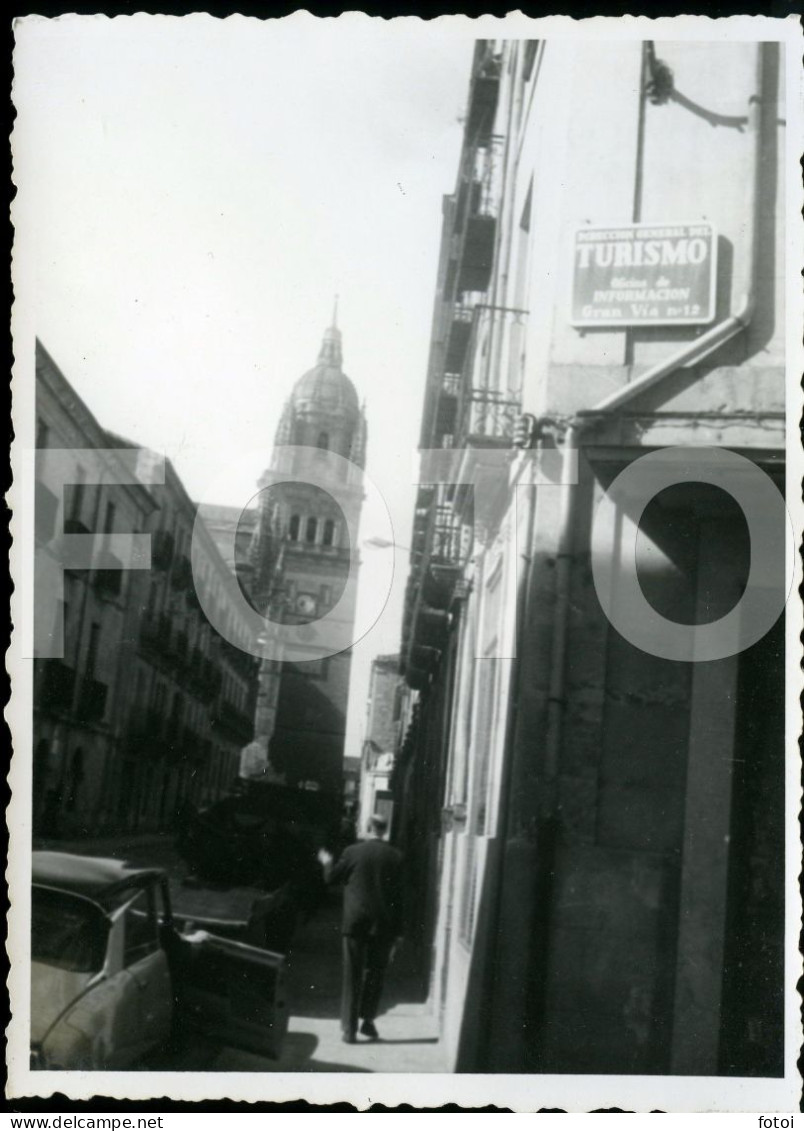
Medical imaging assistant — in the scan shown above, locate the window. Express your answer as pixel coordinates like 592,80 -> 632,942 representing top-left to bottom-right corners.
146,580 -> 158,622
36,417 -> 50,449
103,501 -> 116,536
522,40 -> 539,83
290,657 -> 328,678
67,468 -> 86,523
323,519 -> 336,547
122,888 -> 159,967
135,668 -> 146,709
305,517 -> 318,544
60,599 -> 73,665
85,624 -> 101,678
32,888 -> 108,975
65,747 -> 84,812
520,180 -> 532,234
289,514 -> 301,541
35,480 -> 59,546
317,431 -> 329,451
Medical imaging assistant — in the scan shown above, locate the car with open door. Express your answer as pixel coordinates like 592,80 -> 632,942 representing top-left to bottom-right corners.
30,851 -> 288,1070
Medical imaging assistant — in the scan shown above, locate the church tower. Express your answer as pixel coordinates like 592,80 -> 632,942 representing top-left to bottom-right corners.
248,312 -> 367,797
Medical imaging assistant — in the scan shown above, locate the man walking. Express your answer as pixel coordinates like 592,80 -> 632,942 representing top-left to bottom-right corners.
322,813 -> 403,1043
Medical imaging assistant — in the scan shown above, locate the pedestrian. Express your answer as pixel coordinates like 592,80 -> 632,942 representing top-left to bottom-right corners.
320,813 -> 403,1043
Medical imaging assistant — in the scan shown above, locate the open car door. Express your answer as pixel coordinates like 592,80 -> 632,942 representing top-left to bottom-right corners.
175,930 -> 289,1060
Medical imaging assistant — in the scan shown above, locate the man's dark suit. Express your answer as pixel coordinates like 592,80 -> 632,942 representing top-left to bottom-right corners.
328,837 -> 404,1038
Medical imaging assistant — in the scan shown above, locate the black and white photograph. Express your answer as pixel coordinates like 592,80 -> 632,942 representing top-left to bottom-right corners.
7,12 -> 803,1111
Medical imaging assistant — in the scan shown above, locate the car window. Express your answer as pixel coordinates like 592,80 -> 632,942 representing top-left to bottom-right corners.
122,888 -> 159,967
31,887 -> 108,974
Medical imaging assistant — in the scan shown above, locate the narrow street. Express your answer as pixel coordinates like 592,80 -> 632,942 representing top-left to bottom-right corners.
211,898 -> 444,1073
34,833 -> 445,1073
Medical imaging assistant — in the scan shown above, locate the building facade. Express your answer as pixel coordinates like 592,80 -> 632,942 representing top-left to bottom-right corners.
395,39 -> 787,1077
34,343 -> 258,837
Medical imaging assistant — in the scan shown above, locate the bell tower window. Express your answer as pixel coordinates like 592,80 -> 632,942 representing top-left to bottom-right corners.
323,519 -> 336,547
305,517 -> 318,544
289,514 -> 301,541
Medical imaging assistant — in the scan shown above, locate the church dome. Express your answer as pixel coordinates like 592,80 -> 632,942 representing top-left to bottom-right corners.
290,325 -> 360,421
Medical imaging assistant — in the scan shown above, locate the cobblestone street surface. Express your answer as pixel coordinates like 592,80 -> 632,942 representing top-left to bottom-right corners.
33,833 -> 445,1073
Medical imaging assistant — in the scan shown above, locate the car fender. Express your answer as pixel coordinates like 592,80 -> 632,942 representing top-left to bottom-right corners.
41,971 -> 131,1070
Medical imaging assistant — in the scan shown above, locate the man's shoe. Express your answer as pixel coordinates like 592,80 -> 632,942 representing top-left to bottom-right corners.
342,1031 -> 356,1044
360,1020 -> 379,1040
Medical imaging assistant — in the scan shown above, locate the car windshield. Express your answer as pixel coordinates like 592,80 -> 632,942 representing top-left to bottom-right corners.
31,887 -> 109,974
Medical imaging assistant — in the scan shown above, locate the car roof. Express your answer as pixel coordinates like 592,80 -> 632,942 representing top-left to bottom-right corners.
32,852 -> 165,910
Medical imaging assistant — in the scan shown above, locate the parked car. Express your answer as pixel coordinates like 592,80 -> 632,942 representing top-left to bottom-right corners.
30,851 -> 289,1070
176,782 -> 334,895
175,786 -> 331,942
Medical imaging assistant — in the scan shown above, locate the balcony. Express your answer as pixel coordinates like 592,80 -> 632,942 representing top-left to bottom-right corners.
453,178 -> 482,234
139,616 -> 159,650
444,307 -> 473,373
163,712 -> 186,761
466,44 -> 501,145
404,644 -> 442,692
430,503 -> 463,566
139,613 -> 172,656
182,725 -> 205,764
185,583 -> 202,613
171,553 -> 192,591
215,700 -> 254,744
414,607 -> 450,651
200,657 -> 222,698
62,519 -> 92,577
125,708 -> 169,760
457,215 -> 496,294
454,135 -> 504,297
422,563 -> 462,611
220,636 -> 256,681
151,529 -> 174,572
449,304 -> 526,448
171,629 -> 189,666
74,676 -> 108,724
37,660 -> 76,715
186,646 -> 205,688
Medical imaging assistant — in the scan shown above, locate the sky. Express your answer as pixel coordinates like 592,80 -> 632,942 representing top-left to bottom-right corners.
14,14 -> 471,757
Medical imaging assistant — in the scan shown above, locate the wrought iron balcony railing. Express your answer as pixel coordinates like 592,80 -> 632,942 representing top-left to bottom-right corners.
459,387 -> 522,445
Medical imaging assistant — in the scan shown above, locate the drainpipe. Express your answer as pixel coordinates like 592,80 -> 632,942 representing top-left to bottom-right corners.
542,40 -> 765,791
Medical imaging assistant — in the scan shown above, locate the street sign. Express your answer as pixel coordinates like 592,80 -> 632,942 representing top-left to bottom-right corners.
571,222 -> 717,327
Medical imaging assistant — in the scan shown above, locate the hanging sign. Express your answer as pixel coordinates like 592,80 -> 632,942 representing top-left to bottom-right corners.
571,222 -> 717,327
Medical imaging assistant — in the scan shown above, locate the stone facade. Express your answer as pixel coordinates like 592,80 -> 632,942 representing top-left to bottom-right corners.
33,342 -> 258,837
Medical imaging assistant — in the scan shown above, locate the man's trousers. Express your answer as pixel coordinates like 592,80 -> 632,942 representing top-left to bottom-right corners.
341,926 -> 395,1037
